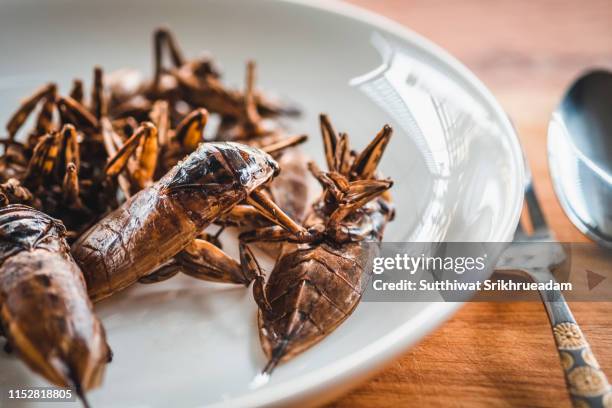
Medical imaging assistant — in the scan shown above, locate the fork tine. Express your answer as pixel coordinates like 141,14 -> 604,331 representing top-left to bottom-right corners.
524,181 -> 549,237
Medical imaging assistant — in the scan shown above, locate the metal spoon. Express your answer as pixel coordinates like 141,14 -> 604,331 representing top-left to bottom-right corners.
537,69 -> 612,407
548,69 -> 612,247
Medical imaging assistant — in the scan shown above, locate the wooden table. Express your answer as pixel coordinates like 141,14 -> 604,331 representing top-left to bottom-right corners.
331,1 -> 612,406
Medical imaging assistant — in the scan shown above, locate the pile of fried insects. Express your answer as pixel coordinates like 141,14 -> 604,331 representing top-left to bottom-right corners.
0,27 -> 395,406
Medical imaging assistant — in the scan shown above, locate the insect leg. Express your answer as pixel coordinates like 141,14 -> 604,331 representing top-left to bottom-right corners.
91,66 -> 107,120
69,79 -> 84,104
156,27 -> 185,67
241,61 -> 263,133
319,113 -> 339,172
153,27 -> 185,92
34,92 -> 57,137
149,100 -> 170,147
329,179 -> 393,224
175,238 -> 250,285
100,118 -> 132,198
130,123 -> 158,189
23,133 -> 59,188
239,225 -> 298,244
6,83 -> 56,139
57,96 -> 99,130
174,108 -> 208,151
152,29 -> 166,92
239,241 -> 271,312
138,262 -> 182,284
59,124 -> 80,174
307,161 -> 344,201
63,163 -> 83,208
217,204 -> 272,230
246,190 -> 306,236
0,178 -> 35,205
196,230 -> 224,249
104,122 -> 151,178
334,133 -> 351,175
261,134 -> 308,157
100,118 -> 119,157
349,124 -> 392,179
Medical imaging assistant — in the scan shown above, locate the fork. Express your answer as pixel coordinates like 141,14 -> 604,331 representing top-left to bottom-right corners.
495,179 -> 611,407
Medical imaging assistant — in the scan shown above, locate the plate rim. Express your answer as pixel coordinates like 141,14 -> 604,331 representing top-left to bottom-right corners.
204,0 -> 525,407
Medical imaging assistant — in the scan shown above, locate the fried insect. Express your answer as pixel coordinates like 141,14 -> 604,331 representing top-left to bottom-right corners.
0,205 -> 111,404
89,85 -> 310,288
103,28 -> 310,228
71,142 -> 286,302
108,27 -> 297,125
0,73 -> 120,236
241,115 -> 395,374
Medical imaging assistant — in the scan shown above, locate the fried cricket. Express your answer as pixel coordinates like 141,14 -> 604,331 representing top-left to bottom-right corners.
0,205 -> 111,404
108,27 -> 298,125
71,142 -> 294,302
240,115 -> 395,374
0,69 -> 126,239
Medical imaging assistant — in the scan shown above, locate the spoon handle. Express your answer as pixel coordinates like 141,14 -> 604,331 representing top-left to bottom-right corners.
535,269 -> 611,408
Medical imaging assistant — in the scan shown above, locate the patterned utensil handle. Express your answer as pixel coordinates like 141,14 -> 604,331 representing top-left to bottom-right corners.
535,268 -> 612,408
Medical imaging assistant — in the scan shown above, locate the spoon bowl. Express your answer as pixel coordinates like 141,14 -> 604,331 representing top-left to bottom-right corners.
548,69 -> 612,247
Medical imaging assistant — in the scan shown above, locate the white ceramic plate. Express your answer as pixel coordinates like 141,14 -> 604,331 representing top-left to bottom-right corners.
0,1 -> 524,406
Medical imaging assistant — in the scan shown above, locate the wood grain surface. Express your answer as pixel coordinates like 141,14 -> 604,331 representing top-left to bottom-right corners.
329,1 -> 612,407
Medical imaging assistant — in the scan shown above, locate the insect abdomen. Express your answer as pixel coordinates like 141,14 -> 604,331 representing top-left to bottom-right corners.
259,244 -> 369,362
0,205 -> 109,390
